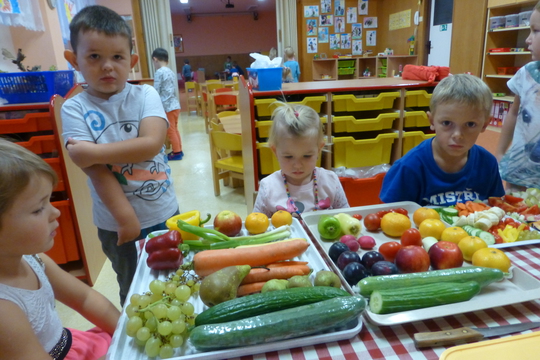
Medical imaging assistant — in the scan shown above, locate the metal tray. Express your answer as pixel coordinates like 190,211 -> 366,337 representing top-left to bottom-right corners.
301,202 -> 540,326
106,218 -> 363,360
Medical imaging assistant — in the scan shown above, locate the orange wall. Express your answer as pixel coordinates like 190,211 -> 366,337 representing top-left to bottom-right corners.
170,11 -> 277,57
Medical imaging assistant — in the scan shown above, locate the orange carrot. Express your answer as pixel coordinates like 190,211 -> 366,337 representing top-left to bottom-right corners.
456,203 -> 467,211
266,261 -> 309,268
237,281 -> 266,296
192,238 -> 310,277
240,265 -> 311,285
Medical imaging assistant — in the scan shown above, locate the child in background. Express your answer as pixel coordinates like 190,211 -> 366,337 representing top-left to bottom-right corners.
497,2 -> 540,191
0,139 -> 120,360
62,6 -> 179,306
152,47 -> 183,161
182,59 -> 192,81
380,74 -> 505,206
253,102 -> 349,217
283,46 -> 300,82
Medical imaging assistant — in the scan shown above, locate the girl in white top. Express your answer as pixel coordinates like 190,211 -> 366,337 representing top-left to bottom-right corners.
0,139 -> 120,360
253,102 -> 349,217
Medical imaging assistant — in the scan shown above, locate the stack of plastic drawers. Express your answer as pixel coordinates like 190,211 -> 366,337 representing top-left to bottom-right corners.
402,89 -> 436,156
331,91 -> 400,168
337,59 -> 356,79
254,95 -> 327,176
0,107 -> 80,264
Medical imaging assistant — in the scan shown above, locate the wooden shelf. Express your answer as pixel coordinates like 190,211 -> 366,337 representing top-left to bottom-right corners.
312,56 -> 417,81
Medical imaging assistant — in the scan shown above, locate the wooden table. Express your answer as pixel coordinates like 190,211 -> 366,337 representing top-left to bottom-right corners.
218,113 -> 241,134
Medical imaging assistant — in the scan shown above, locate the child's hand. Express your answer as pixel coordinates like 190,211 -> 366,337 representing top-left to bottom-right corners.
117,216 -> 141,246
66,138 -> 97,168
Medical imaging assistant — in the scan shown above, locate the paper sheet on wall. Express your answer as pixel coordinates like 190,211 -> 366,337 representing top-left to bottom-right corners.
307,37 -> 318,53
389,9 -> 411,31
366,30 -> 376,46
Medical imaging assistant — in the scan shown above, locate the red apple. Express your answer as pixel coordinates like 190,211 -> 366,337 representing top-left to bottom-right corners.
428,241 -> 464,270
213,210 -> 242,237
394,245 -> 430,273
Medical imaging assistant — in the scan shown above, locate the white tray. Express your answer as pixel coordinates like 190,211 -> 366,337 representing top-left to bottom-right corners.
106,218 -> 363,360
301,202 -> 540,326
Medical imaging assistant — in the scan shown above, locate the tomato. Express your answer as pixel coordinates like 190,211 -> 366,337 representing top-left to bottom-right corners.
364,213 -> 381,232
379,241 -> 402,262
391,208 -> 409,216
504,194 -> 524,205
376,210 -> 390,218
400,228 -> 422,246
493,233 -> 503,244
352,214 -> 363,221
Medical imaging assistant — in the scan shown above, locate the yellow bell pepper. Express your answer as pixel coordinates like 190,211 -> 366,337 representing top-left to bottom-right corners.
166,211 -> 211,240
498,223 -> 526,243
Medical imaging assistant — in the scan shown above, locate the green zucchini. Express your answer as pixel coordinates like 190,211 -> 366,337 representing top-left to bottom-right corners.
369,281 -> 480,314
189,295 -> 365,351
357,266 -> 504,297
194,286 -> 350,327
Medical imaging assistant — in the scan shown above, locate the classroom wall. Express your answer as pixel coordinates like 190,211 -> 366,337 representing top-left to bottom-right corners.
297,0 -> 427,82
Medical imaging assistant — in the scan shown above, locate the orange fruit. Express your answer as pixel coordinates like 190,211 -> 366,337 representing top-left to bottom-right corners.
418,219 -> 446,240
245,212 -> 270,234
380,212 -> 411,237
472,248 -> 512,273
441,227 -> 469,244
458,235 -> 488,262
271,210 -> 293,228
413,207 -> 440,227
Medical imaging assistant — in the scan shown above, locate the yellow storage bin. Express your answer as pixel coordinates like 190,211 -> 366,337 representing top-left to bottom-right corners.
402,131 -> 436,156
404,110 -> 430,127
257,142 -> 323,175
254,95 -> 326,117
405,90 -> 432,107
332,133 -> 398,168
332,92 -> 400,112
332,112 -> 399,133
256,116 -> 327,139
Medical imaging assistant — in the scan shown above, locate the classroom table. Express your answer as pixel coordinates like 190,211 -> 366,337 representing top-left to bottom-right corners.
119,239 -> 540,360
216,113 -> 241,134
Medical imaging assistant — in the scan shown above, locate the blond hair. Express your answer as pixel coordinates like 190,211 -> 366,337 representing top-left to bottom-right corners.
284,46 -> 295,61
268,102 -> 323,148
0,138 -> 58,229
430,74 -> 492,119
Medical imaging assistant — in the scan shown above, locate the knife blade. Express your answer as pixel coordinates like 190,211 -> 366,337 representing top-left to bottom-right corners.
414,322 -> 540,347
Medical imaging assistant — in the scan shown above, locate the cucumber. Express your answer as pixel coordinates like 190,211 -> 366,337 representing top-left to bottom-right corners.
478,231 -> 496,245
194,286 -> 350,326
369,281 -> 480,314
189,295 -> 366,351
357,266 -> 504,297
441,207 -> 458,217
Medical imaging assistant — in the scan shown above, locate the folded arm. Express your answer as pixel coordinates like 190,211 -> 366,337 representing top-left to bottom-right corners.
66,116 -> 168,168
83,165 -> 141,244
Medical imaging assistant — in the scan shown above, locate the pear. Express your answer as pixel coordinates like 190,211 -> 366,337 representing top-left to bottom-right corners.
261,279 -> 289,293
199,265 -> 251,307
287,275 -> 313,288
314,270 -> 341,288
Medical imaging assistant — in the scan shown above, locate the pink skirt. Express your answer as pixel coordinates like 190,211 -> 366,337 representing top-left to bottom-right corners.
64,327 -> 112,360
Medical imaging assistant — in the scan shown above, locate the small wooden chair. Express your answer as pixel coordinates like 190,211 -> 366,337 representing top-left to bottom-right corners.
208,91 -> 238,122
209,121 -> 244,196
184,81 -> 198,114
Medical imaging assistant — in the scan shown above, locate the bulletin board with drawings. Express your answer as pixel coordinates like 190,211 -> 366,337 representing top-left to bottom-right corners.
297,0 -> 427,82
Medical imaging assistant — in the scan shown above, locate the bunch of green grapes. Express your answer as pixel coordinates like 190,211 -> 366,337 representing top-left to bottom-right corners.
124,269 -> 201,358
518,229 -> 540,241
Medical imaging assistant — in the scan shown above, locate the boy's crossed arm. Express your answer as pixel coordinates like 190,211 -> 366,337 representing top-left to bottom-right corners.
66,116 -> 168,245
66,116 -> 167,168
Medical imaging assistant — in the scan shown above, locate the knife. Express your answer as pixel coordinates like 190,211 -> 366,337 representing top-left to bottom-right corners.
414,322 -> 540,347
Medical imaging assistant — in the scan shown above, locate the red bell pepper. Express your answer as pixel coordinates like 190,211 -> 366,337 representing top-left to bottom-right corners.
145,230 -> 183,270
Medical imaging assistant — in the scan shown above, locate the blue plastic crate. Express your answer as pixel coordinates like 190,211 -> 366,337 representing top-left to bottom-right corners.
0,70 -> 74,104
246,67 -> 282,91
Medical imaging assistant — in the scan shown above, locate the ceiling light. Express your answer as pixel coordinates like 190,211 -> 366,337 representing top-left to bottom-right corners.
180,0 -> 188,3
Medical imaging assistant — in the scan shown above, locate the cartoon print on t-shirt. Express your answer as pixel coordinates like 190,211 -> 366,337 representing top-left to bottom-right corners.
86,110 -> 172,201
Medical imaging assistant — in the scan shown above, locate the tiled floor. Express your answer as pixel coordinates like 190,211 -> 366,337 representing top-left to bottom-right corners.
56,108 -> 249,330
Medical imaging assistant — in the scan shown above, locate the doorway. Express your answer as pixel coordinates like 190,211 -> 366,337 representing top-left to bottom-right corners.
427,0 -> 453,67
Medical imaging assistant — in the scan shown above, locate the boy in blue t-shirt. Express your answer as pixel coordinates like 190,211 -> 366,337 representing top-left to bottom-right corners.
379,74 -> 505,206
